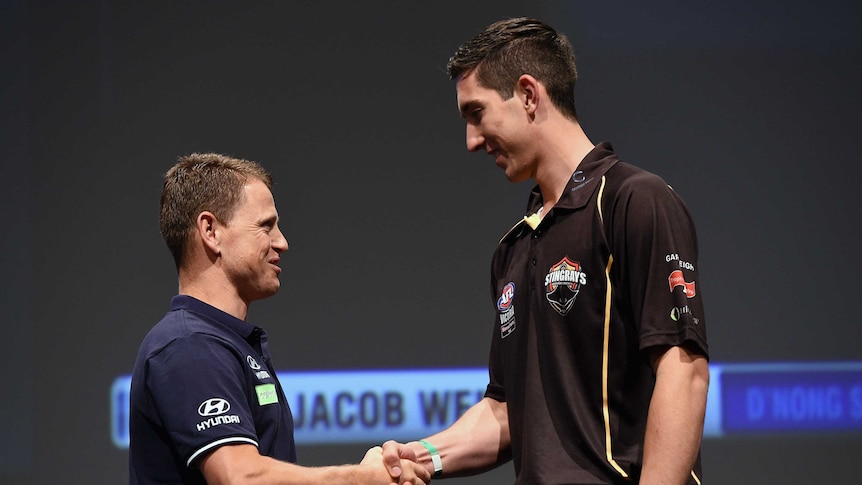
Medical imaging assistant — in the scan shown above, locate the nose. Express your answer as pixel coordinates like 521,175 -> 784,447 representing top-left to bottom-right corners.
466,124 -> 484,152
272,225 -> 289,253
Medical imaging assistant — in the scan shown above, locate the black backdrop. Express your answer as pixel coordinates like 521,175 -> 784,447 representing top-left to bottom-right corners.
2,1 -> 861,483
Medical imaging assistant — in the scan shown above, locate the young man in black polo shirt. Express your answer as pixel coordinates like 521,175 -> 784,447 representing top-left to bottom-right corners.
129,153 -> 430,485
383,17 -> 709,485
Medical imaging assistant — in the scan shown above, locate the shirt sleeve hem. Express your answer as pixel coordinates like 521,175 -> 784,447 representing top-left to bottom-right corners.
484,384 -> 507,402
187,436 -> 259,467
640,328 -> 709,360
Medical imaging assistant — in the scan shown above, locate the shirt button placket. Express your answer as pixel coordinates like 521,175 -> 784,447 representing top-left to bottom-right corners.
531,228 -> 541,266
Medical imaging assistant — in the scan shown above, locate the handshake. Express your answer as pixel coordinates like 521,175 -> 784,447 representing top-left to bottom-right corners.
359,440 -> 438,485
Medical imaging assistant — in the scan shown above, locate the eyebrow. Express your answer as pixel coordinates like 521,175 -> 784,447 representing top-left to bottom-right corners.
459,100 -> 482,118
260,214 -> 279,227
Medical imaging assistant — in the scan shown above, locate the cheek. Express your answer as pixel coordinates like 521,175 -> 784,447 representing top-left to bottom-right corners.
494,116 -> 519,142
259,236 -> 274,254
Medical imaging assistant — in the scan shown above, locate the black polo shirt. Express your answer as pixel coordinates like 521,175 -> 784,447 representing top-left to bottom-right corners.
486,142 -> 708,484
130,295 -> 296,484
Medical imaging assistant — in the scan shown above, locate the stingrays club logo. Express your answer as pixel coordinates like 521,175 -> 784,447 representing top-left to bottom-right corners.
545,257 -> 587,316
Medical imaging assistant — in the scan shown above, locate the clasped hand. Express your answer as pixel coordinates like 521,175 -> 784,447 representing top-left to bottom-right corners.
362,440 -> 429,485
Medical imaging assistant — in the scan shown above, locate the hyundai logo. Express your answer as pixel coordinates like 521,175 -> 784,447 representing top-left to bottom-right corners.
247,355 -> 261,370
198,398 -> 231,416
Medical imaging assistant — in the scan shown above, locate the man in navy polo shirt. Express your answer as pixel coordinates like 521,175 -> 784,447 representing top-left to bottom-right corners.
130,153 -> 429,485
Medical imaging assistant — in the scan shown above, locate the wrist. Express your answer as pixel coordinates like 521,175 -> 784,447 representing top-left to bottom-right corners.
418,439 -> 443,478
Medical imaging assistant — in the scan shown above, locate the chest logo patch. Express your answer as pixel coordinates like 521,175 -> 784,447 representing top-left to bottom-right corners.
256,383 -> 279,406
248,355 -> 272,380
497,282 -> 517,338
545,257 -> 587,316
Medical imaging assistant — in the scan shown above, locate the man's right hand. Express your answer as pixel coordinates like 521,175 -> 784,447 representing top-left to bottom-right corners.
363,444 -> 430,485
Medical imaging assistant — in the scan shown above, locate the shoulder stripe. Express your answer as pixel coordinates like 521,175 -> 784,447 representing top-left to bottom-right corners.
598,174 -> 628,477
601,253 -> 628,478
597,175 -> 608,224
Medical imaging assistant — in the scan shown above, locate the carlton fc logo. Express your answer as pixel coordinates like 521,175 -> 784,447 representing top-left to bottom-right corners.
545,257 -> 587,316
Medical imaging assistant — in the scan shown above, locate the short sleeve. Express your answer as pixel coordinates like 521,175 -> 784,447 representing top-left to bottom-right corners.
612,173 -> 709,358
146,333 -> 259,466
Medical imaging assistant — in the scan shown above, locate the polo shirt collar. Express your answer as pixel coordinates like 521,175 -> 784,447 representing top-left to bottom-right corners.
170,294 -> 258,340
526,141 -> 620,214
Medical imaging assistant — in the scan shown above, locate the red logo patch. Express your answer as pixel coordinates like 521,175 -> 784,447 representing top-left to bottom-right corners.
668,270 -> 696,298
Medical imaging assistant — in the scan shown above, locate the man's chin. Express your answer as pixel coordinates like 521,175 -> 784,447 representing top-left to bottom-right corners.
251,284 -> 280,301
504,170 -> 529,183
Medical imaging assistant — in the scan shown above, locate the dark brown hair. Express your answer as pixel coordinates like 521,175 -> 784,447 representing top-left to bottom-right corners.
447,17 -> 579,121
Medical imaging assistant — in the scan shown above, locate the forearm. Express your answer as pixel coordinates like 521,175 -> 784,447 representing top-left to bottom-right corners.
201,443 -> 411,485
640,346 -> 710,485
205,456 -> 365,484
407,397 -> 511,478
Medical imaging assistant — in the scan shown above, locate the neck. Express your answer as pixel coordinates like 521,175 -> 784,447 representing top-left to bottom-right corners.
533,120 -> 594,210
178,268 -> 249,321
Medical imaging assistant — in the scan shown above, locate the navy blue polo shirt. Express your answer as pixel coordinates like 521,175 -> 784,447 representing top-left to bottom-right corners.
129,295 -> 296,484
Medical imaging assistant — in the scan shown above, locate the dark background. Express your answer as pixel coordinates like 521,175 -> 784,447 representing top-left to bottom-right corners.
2,1 -> 861,483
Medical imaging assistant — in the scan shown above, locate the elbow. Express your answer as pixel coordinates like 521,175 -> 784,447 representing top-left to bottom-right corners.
653,345 -> 711,399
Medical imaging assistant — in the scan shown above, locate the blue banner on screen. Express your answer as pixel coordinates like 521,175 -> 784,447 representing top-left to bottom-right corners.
111,362 -> 862,448
716,362 -> 862,433
283,369 -> 487,443
111,368 -> 487,448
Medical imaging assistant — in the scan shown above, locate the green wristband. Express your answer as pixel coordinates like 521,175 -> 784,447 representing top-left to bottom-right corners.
418,439 -> 443,477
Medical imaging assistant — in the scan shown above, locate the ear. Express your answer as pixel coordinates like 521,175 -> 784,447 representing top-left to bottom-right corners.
196,211 -> 220,256
517,74 -> 540,116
